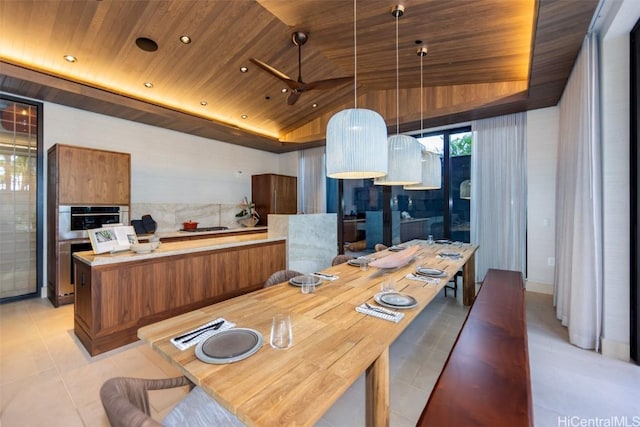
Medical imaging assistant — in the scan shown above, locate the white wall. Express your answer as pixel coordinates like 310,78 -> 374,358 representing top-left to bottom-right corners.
526,107 -> 559,294
599,0 -> 640,360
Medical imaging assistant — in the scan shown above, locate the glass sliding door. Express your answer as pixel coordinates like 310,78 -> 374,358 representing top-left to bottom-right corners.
0,96 -> 43,302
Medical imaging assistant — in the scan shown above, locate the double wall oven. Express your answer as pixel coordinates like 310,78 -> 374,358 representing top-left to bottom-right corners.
57,206 -> 129,296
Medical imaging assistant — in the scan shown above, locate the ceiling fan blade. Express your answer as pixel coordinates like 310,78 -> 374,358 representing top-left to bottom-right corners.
304,76 -> 353,91
250,58 -> 299,89
287,91 -> 302,105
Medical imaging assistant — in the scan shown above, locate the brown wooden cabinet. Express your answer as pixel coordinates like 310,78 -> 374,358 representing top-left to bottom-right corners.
251,174 -> 297,226
50,144 -> 130,205
47,144 -> 131,307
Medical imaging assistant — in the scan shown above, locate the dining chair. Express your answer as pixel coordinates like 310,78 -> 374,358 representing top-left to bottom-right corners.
331,254 -> 354,266
444,270 -> 463,298
374,243 -> 388,252
100,376 -> 245,427
264,269 -> 303,287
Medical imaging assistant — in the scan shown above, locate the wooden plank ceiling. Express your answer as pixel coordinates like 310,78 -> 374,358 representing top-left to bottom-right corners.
0,0 -> 598,153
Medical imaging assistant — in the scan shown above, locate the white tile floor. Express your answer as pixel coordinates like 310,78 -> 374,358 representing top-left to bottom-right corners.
1,290 -> 638,427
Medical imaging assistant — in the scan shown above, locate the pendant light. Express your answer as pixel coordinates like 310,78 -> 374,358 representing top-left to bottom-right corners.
375,4 -> 422,186
326,0 -> 388,179
405,45 -> 442,190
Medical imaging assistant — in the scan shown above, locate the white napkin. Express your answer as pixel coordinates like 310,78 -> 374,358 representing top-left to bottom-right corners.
312,272 -> 339,281
170,318 -> 236,351
355,304 -> 404,323
406,273 -> 441,284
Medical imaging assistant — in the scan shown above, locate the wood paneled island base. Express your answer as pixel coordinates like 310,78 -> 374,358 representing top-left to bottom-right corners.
73,236 -> 286,356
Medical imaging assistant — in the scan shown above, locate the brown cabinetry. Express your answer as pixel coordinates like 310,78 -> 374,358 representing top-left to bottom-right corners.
51,144 -> 130,205
47,144 -> 131,307
251,174 -> 297,226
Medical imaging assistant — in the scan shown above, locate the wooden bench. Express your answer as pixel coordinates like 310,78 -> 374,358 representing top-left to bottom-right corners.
416,268 -> 533,427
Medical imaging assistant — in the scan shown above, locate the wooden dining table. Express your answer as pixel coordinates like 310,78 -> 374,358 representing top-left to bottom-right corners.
138,240 -> 478,427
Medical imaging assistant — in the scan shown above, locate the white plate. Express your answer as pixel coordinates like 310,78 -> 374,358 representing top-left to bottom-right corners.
288,275 -> 321,287
416,267 -> 447,277
374,292 -> 418,309
435,239 -> 451,244
195,328 -> 263,364
389,244 -> 408,252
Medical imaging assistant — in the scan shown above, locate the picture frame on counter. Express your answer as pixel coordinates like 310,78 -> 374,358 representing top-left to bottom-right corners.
88,225 -> 138,254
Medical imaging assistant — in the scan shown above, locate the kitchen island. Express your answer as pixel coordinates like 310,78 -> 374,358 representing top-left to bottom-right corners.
73,232 -> 286,356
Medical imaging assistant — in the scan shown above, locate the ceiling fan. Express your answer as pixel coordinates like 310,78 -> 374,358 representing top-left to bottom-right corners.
250,31 -> 353,106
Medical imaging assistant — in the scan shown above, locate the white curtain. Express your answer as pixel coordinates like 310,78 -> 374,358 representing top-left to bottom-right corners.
554,32 -> 602,350
297,146 -> 326,214
471,112 -> 527,282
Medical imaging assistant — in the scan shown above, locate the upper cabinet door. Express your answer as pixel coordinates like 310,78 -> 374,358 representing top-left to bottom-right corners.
53,144 -> 130,205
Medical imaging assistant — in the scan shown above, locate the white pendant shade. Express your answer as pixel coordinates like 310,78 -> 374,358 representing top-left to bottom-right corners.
374,135 -> 422,185
326,108 -> 388,179
404,150 -> 442,190
460,179 -> 471,199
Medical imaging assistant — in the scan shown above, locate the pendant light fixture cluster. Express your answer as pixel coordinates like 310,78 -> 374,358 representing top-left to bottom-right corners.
326,2 -> 438,187
374,4 -> 422,186
326,0 -> 388,179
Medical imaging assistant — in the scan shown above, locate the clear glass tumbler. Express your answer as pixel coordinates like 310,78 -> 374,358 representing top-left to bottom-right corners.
270,314 -> 293,349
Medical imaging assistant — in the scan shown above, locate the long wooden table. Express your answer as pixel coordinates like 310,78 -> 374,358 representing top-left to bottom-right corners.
138,240 -> 478,426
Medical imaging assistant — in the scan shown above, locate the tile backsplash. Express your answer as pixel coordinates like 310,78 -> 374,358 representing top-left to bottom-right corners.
130,203 -> 243,232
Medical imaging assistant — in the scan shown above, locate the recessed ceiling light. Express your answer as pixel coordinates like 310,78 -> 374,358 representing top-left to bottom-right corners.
135,37 -> 158,52
63,55 -> 77,63
281,88 -> 288,93
179,35 -> 191,44
312,103 -> 318,108
144,82 -> 154,88
200,100 -> 208,106
240,66 -> 248,73
241,114 -> 248,119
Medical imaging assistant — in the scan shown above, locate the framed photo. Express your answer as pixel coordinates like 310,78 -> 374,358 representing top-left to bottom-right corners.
88,225 -> 138,254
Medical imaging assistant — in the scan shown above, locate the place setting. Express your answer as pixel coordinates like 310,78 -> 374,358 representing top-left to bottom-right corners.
288,274 -> 322,293
406,266 -> 447,284
355,279 -> 416,322
437,250 -> 463,260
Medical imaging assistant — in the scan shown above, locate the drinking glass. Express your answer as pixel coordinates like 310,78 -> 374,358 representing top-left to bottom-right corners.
427,234 -> 434,245
381,278 -> 396,293
270,314 -> 293,349
300,276 -> 316,294
359,257 -> 370,271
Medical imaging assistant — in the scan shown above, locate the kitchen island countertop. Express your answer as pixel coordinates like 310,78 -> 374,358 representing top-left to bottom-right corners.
74,232 -> 283,267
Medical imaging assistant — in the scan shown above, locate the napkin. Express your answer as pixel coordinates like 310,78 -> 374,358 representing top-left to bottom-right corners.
406,273 -> 441,284
312,272 -> 339,281
170,318 -> 236,351
355,304 -> 404,323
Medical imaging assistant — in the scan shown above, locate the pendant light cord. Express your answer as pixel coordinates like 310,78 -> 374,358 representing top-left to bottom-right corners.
353,0 -> 357,108
395,13 -> 399,135
420,49 -> 423,132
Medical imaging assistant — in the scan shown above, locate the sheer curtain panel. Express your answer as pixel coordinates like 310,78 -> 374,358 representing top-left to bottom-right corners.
298,147 -> 326,214
554,32 -> 602,350
471,112 -> 527,282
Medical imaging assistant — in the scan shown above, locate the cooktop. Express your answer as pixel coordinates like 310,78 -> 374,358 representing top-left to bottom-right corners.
181,226 -> 229,232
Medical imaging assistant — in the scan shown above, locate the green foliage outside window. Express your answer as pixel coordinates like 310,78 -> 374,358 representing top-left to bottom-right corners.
450,134 -> 472,156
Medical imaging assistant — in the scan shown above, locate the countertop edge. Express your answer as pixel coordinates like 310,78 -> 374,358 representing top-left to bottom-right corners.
73,235 -> 285,267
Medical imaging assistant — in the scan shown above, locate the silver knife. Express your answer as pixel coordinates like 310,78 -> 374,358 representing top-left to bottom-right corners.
173,320 -> 224,342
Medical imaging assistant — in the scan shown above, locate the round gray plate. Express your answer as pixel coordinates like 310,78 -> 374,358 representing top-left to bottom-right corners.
416,267 -> 447,277
289,275 -> 321,287
195,328 -> 263,364
374,292 -> 418,309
